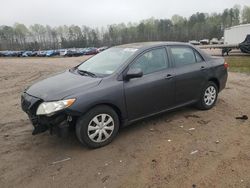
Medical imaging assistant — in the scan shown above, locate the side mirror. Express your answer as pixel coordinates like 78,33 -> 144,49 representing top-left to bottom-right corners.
125,68 -> 143,80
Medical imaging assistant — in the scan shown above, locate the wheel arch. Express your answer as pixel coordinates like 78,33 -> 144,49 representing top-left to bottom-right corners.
208,78 -> 220,91
84,103 -> 123,125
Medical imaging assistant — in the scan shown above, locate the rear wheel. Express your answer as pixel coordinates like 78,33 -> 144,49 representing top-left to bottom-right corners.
76,105 -> 119,148
196,81 -> 218,110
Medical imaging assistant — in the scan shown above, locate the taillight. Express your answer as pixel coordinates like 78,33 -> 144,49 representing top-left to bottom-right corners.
224,61 -> 229,69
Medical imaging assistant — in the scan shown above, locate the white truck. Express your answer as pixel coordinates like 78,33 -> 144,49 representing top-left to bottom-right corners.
224,24 -> 250,45
199,24 -> 250,55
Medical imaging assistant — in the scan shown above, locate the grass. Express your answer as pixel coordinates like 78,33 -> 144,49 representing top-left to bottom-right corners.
225,56 -> 250,73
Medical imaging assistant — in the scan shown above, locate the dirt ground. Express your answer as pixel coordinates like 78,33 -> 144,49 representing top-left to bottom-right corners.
0,56 -> 250,188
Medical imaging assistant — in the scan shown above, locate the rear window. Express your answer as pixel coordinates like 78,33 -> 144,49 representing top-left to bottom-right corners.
170,46 -> 204,67
170,47 -> 196,67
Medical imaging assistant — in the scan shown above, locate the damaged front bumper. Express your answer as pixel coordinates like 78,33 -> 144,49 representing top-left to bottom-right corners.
21,92 -> 74,136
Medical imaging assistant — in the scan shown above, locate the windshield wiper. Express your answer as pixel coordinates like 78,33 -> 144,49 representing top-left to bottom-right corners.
77,69 -> 97,77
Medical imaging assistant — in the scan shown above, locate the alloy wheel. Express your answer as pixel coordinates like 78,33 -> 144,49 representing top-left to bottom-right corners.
204,86 -> 217,106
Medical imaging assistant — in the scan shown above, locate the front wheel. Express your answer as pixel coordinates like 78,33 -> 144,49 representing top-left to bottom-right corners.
76,105 -> 119,148
196,81 -> 218,110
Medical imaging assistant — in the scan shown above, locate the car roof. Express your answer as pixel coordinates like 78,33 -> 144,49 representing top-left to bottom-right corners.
115,41 -> 192,49
115,41 -> 212,60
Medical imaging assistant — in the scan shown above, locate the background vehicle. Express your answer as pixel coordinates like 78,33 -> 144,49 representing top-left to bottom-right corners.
63,49 -> 79,57
46,50 -> 60,57
210,38 -> 219,44
21,42 -> 228,148
200,39 -> 210,45
224,24 -> 250,45
189,40 -> 200,45
30,51 -> 38,57
37,51 -> 47,57
0,47 -> 102,58
75,49 -> 87,56
98,46 -> 109,52
22,51 -> 33,57
199,24 -> 250,55
218,37 -> 224,44
1,51 -> 19,57
83,47 -> 98,55
16,51 -> 24,57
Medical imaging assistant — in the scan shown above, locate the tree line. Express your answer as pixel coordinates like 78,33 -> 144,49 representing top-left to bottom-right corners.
0,5 -> 250,51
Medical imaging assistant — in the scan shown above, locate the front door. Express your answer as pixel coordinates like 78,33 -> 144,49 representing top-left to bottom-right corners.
124,47 -> 175,121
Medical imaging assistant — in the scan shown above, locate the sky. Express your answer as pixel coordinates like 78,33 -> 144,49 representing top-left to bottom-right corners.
0,0 -> 249,28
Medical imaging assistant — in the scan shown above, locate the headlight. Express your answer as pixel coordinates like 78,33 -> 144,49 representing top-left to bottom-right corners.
36,99 -> 76,115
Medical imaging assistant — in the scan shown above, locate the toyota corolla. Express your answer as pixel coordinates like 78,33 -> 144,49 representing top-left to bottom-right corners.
21,42 -> 228,148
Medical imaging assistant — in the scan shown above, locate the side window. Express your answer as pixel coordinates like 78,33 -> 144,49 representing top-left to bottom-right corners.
194,51 -> 204,62
170,47 -> 196,67
131,48 -> 168,75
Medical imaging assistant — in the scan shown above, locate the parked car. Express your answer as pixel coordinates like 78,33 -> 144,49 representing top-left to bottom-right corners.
200,39 -> 210,45
30,51 -> 38,57
63,49 -> 77,57
37,51 -> 47,57
16,51 -> 24,57
75,49 -> 86,56
83,47 -> 98,55
188,40 -> 200,45
63,49 -> 87,57
98,46 -> 109,52
22,51 -> 33,57
0,51 -> 7,57
21,42 -> 228,148
60,49 -> 67,56
5,51 -> 23,57
0,51 -> 8,57
219,37 -> 224,44
46,50 -> 60,57
2,51 -> 17,57
210,38 -> 219,44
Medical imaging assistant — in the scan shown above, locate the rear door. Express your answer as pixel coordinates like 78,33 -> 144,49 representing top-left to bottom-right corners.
124,47 -> 175,120
168,45 -> 209,105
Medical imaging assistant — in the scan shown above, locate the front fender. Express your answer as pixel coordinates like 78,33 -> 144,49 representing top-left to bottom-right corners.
66,80 -> 127,121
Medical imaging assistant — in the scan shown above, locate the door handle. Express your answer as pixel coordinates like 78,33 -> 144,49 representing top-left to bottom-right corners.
165,74 -> 174,79
200,66 -> 207,70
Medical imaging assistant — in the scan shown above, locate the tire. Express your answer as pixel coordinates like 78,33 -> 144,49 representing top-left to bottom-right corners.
76,105 -> 119,148
196,81 -> 218,110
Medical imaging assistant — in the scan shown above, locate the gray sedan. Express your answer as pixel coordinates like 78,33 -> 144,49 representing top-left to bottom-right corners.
21,42 -> 228,148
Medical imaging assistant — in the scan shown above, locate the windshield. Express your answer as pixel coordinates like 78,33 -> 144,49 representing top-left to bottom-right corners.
77,47 -> 138,76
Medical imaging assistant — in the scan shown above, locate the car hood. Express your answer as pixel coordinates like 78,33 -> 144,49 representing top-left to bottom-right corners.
26,70 -> 102,101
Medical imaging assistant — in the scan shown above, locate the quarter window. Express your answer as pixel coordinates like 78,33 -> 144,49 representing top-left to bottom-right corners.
131,48 -> 168,75
170,47 -> 197,67
195,51 -> 204,62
